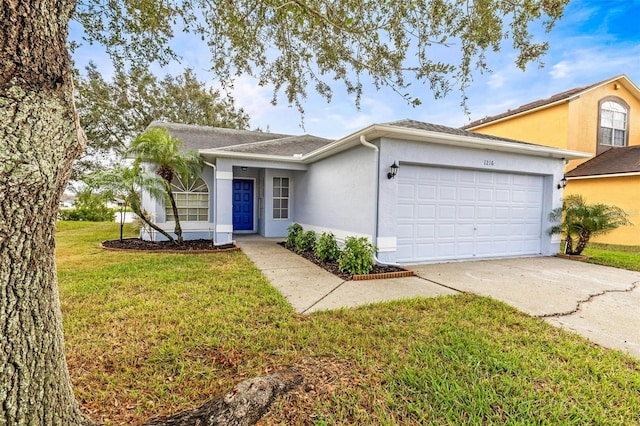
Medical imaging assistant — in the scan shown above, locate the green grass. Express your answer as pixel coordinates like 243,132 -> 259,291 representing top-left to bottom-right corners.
583,242 -> 640,271
56,222 -> 640,425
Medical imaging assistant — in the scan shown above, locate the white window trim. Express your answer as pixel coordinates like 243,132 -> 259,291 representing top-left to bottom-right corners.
272,176 -> 290,220
599,100 -> 628,147
165,176 -> 210,222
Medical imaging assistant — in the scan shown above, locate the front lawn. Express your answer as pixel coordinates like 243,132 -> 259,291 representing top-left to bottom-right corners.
583,242 -> 640,271
56,222 -> 640,425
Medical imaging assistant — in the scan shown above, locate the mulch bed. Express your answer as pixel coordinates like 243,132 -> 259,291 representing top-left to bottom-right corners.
101,238 -> 238,253
279,242 -> 410,280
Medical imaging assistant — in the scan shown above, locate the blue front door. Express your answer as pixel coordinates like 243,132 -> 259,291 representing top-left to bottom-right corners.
232,179 -> 254,231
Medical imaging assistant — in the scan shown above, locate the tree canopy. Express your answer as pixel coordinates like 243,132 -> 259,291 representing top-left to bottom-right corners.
72,0 -> 569,113
73,65 -> 249,178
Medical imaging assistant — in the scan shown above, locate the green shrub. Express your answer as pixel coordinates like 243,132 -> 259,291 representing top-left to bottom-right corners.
295,230 -> 317,253
338,236 -> 376,275
315,232 -> 340,262
286,223 -> 303,248
58,206 -> 115,222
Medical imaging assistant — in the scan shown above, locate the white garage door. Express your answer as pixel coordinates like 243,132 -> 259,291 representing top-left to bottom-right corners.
396,165 -> 543,263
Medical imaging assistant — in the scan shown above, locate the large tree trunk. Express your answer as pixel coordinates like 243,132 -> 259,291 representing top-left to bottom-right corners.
0,0 -> 92,424
1,2 -> 296,424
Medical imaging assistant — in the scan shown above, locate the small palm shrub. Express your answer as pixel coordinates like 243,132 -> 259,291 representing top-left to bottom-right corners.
286,223 -> 303,249
338,236 -> 376,275
549,195 -> 631,255
295,230 -> 317,253
315,232 -> 340,262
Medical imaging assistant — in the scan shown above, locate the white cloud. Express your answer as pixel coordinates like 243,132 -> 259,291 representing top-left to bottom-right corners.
487,71 -> 507,89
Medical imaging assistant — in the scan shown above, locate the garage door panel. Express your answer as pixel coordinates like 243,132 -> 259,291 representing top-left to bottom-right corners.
458,205 -> 475,219
495,189 -> 510,202
477,188 -> 493,201
417,224 -> 435,238
524,207 -> 541,219
417,185 -> 436,200
439,186 -> 457,200
459,187 -> 475,201
522,239 -> 541,251
396,224 -> 414,238
478,173 -> 493,184
494,206 -> 510,219
438,224 -> 456,238
524,223 -> 541,235
512,190 -> 528,203
417,205 -> 435,219
477,206 -> 494,219
438,205 -> 456,219
397,165 -> 543,262
457,223 -> 476,237
494,174 -> 510,184
398,183 -> 415,198
397,204 -> 414,219
455,241 -> 474,255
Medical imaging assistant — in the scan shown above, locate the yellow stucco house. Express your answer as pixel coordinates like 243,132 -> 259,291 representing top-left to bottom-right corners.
463,75 -> 640,246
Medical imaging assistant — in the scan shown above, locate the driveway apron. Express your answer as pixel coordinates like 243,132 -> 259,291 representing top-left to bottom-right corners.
410,257 -> 640,358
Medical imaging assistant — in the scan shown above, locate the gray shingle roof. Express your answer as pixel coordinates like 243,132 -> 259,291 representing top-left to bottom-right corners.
566,146 -> 640,178
217,134 -> 334,156
150,121 -> 334,156
148,121 -> 293,150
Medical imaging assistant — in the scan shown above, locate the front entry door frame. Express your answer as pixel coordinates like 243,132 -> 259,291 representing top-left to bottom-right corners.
232,178 -> 255,232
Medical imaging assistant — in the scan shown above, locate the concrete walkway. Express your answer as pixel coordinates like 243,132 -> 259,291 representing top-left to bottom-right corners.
236,235 -> 640,358
235,235 -> 456,314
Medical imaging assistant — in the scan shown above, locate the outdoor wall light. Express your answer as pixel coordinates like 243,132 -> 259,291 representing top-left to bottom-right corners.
557,176 -> 567,189
387,162 -> 399,179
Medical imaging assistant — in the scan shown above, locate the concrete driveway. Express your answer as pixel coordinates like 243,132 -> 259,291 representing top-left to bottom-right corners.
237,236 -> 640,359
410,257 -> 640,358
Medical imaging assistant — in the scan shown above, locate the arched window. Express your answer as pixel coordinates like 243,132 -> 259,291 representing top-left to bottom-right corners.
599,100 -> 628,147
165,176 -> 209,222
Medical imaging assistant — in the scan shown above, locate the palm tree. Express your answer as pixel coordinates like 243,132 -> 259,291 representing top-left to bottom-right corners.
549,195 -> 631,255
128,127 -> 204,244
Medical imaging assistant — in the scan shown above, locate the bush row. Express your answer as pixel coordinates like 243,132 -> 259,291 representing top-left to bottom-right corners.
285,223 -> 377,275
58,206 -> 116,222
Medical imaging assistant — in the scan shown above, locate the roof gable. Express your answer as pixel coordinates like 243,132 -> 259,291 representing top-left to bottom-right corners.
462,75 -> 640,130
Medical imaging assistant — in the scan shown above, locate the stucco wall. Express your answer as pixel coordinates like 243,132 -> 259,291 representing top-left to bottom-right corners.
565,177 -> 640,246
471,102 -> 570,150
293,144 -> 376,241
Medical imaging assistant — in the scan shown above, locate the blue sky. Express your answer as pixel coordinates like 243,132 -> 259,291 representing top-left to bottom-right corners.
70,0 -> 640,139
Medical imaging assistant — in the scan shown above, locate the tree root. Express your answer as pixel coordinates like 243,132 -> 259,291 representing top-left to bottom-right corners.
142,368 -> 303,426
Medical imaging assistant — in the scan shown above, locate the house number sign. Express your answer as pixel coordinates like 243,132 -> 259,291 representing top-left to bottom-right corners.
483,160 -> 495,166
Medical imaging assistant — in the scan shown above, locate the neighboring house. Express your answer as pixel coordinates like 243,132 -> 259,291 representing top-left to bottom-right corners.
140,120 -> 586,264
463,75 -> 640,246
